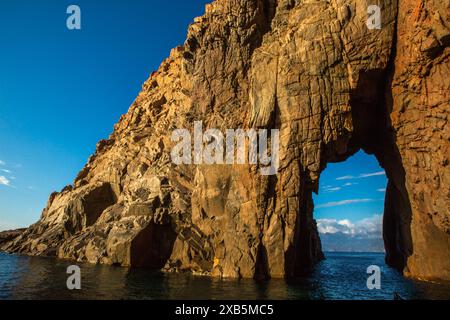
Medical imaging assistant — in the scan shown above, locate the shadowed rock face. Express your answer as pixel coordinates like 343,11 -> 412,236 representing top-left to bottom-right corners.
2,0 -> 449,281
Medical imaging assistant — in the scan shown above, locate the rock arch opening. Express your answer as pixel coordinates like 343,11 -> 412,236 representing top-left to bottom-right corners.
313,145 -> 413,274
313,151 -> 387,254
311,67 -> 414,274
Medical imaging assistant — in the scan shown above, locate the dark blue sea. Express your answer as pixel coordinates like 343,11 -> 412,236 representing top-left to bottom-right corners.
1,251 -> 449,300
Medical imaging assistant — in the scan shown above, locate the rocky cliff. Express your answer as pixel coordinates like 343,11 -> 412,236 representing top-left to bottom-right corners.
0,229 -> 25,247
3,0 -> 449,281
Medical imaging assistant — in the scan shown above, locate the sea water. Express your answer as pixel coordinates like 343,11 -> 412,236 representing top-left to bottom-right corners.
1,251 -> 449,300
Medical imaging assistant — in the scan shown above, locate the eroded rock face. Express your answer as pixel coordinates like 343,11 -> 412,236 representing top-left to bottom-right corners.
2,0 -> 449,281
386,0 -> 450,280
0,229 -> 26,247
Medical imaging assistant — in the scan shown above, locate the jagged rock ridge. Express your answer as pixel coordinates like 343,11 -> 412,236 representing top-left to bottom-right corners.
3,0 -> 449,281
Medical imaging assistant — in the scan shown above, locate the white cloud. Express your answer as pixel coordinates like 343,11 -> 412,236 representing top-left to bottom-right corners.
317,220 -> 341,234
0,160 -> 4,165
0,175 -> 11,186
317,214 -> 382,239
315,198 -> 374,209
377,188 -> 386,192
1,169 -> 11,173
336,171 -> 386,181
322,185 -> 342,193
343,182 -> 357,187
336,175 -> 354,180
321,181 -> 359,193
326,187 -> 341,192
359,171 -> 386,178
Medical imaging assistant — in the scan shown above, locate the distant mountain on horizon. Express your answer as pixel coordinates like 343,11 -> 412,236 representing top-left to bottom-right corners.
320,232 -> 385,253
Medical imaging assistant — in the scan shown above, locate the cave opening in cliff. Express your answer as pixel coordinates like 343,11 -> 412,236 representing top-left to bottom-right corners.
130,222 -> 177,268
313,150 -> 387,254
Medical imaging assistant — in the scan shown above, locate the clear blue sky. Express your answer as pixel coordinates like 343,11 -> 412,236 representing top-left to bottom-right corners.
313,151 -> 387,222
0,0 -> 210,230
0,1 -> 387,231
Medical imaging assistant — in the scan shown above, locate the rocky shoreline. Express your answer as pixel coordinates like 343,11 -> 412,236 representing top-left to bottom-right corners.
0,228 -> 26,247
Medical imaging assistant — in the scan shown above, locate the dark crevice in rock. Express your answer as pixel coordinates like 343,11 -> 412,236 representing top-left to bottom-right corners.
261,0 -> 277,30
298,181 -> 325,274
286,168 -> 324,278
254,243 -> 270,280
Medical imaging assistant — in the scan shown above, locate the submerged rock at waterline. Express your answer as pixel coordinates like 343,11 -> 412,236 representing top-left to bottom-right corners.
2,0 -> 449,281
